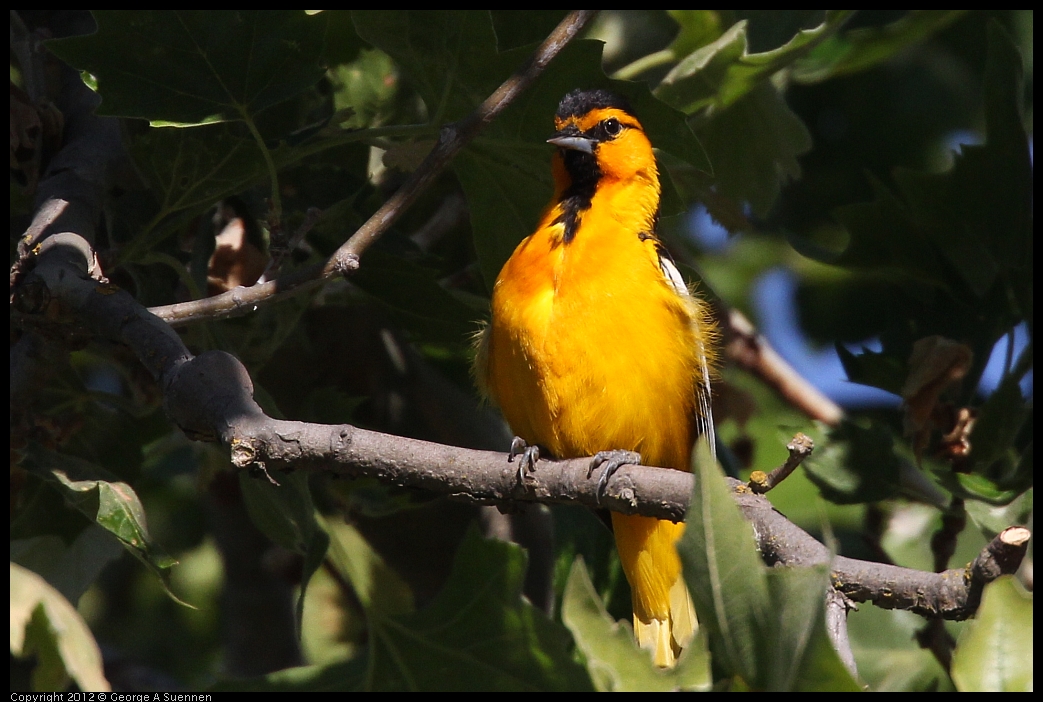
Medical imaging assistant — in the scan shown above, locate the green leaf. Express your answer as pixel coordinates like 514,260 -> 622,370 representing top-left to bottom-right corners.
848,606 -> 952,691
10,562 -> 111,692
964,488 -> 1032,540
551,505 -> 631,626
352,11 -> 500,124
240,471 -> 330,633
331,524 -> 592,690
318,10 -> 363,67
329,48 -> 400,129
20,446 -> 188,606
350,247 -> 482,344
230,521 -> 584,692
793,11 -> 966,84
828,174 -> 945,277
803,420 -> 904,505
47,11 -> 332,125
815,22 -> 1031,338
950,473 -> 1022,505
656,12 -> 853,115
679,444 -> 769,685
9,527 -> 124,605
451,141 -> 552,288
561,558 -> 711,691
679,443 -> 860,690
122,123 -> 284,260
975,21 -> 1033,311
764,565 -> 861,691
655,20 -> 748,115
665,10 -> 725,60
967,373 -> 1030,481
323,518 -> 413,616
211,658 -> 369,692
951,576 -> 1033,692
490,11 -> 571,52
836,344 -> 907,397
692,82 -> 812,216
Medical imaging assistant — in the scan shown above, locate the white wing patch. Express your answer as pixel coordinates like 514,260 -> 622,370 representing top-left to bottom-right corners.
656,251 -> 689,298
655,248 -> 717,462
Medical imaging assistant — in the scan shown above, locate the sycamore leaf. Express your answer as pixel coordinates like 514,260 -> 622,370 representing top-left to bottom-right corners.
793,11 -> 966,83
240,471 -> 330,634
47,10 -> 333,125
692,82 -> 812,216
370,526 -> 592,690
229,524 -> 592,691
349,248 -> 482,344
656,12 -> 853,115
813,22 -> 1030,332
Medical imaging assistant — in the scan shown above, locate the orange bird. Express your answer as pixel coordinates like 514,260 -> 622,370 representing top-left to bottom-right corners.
475,89 -> 717,667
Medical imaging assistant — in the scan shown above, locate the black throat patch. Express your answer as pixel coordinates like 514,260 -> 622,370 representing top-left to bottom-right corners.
553,148 -> 601,244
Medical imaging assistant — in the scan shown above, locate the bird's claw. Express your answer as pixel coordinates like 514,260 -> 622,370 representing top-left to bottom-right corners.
509,436 -> 541,483
588,450 -> 642,504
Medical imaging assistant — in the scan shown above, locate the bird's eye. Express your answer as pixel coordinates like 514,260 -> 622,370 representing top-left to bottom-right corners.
603,118 -> 622,137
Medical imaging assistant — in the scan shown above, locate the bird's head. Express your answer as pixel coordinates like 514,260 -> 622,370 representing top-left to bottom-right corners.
548,89 -> 657,186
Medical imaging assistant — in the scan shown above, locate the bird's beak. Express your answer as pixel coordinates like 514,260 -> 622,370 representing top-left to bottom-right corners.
547,135 -> 596,154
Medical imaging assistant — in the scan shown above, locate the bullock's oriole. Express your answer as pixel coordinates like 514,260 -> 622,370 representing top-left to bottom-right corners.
475,89 -> 716,667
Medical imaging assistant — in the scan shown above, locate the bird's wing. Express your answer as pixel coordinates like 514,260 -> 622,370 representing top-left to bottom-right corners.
655,248 -> 717,461
471,320 -> 493,402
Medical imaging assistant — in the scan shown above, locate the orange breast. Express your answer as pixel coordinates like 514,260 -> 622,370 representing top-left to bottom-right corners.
485,193 -> 700,471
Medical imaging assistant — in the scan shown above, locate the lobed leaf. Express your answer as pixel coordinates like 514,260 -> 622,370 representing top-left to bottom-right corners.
47,10 -> 332,125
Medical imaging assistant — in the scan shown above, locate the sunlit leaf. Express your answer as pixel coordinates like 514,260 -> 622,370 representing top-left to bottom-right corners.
561,558 -> 711,691
679,442 -> 860,690
656,12 -> 853,114
793,11 -> 966,83
951,576 -> 1033,692
21,446 -> 188,606
11,563 -> 111,692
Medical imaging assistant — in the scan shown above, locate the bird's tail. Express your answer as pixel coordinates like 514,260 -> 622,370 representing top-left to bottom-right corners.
611,513 -> 697,667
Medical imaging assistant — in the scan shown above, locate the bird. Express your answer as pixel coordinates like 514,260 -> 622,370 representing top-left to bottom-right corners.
474,88 -> 717,667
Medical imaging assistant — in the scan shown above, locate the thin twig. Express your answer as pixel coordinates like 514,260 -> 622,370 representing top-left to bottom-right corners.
148,10 -> 599,328
748,432 -> 814,493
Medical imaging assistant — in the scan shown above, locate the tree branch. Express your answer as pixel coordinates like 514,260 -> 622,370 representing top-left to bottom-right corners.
723,307 -> 845,426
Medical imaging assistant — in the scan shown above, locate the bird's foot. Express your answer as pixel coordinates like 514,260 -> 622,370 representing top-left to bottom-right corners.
508,436 -> 541,483
588,450 -> 642,503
